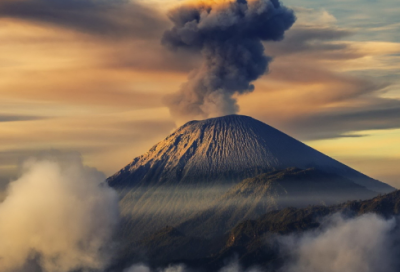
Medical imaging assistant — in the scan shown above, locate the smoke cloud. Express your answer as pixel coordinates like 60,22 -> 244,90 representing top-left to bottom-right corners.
162,0 -> 295,122
279,214 -> 397,272
0,154 -> 120,272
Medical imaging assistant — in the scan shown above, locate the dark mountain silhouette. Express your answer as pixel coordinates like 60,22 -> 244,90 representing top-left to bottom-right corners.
124,190 -> 400,272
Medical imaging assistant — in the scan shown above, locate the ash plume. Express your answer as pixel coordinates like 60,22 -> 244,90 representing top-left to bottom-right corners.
162,0 -> 295,122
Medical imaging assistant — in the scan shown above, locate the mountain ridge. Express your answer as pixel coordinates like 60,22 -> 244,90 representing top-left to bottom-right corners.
175,167 -> 377,238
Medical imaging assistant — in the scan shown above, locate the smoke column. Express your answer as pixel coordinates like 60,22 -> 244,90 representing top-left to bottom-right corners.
162,0 -> 295,122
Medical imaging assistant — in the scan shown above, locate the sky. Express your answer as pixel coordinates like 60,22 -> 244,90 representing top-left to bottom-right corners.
0,0 -> 399,189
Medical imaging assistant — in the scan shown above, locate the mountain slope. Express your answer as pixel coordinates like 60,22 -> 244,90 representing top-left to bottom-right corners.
108,115 -> 393,193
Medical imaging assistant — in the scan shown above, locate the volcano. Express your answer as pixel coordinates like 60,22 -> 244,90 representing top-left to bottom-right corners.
108,115 -> 392,192
107,115 -> 394,238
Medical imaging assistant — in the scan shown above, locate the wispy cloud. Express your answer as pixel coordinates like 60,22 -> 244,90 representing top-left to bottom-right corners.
0,0 -> 167,40
238,8 -> 400,140
0,114 -> 44,122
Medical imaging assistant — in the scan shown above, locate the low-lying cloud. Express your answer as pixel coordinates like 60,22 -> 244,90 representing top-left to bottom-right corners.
279,214 -> 398,272
0,154 -> 120,272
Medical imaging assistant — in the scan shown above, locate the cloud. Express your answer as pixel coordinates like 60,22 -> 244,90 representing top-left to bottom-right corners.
284,98 -> 400,139
264,25 -> 356,58
0,152 -> 120,272
0,114 -> 176,195
292,7 -> 337,26
238,12 -> 400,140
283,0 -> 400,43
162,0 -> 295,123
278,214 -> 397,272
0,0 -> 167,40
0,114 -> 44,123
102,42 -> 201,73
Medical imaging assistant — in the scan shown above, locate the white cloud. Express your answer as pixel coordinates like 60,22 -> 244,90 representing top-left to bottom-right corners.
292,7 -> 337,26
279,214 -> 396,272
0,155 -> 120,272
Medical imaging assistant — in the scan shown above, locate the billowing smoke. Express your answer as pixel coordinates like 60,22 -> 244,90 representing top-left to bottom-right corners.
0,154 -> 120,272
279,214 -> 397,272
162,0 -> 295,122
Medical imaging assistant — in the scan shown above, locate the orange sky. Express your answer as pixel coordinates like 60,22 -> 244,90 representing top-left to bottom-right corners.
0,0 -> 399,188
